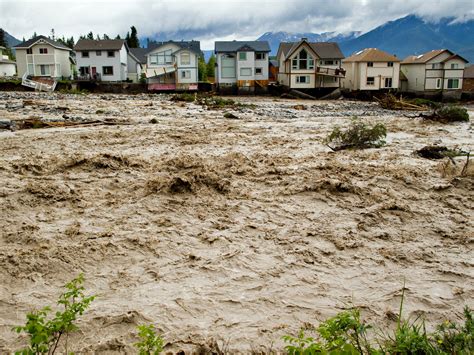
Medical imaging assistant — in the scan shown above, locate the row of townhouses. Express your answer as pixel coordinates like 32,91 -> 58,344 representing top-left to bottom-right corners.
4,35 -> 472,96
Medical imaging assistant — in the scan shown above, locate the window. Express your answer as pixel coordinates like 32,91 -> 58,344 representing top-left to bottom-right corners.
40,65 -> 50,76
384,77 -> 392,88
221,54 -> 236,78
432,63 -> 442,69
107,51 -> 115,57
150,55 -> 158,65
181,70 -> 191,79
239,52 -> 247,61
96,51 -> 102,56
367,62 -> 373,67
256,52 -> 265,60
447,79 -> 459,89
324,60 -> 334,65
79,67 -> 90,76
450,63 -> 459,69
335,60 -> 338,65
39,48 -> 48,54
240,68 -> 252,76
388,62 -> 394,67
26,48 -> 32,54
366,77 -> 375,85
296,75 -> 310,83
156,49 -> 172,64
27,63 -> 34,75
181,52 -> 190,65
292,49 -> 314,70
255,67 -> 263,75
82,51 -> 89,58
103,66 -> 114,75
55,64 -> 60,76
436,78 -> 442,89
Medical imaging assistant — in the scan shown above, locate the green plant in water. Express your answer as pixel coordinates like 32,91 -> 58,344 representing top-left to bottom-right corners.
325,118 -> 387,151
134,324 -> 164,355
13,273 -> 95,354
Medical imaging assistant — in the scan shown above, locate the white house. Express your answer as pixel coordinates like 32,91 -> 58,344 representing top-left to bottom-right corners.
214,41 -> 270,91
14,35 -> 73,79
74,39 -> 129,82
277,39 -> 345,89
400,49 -> 468,96
341,48 -> 400,91
0,46 -> 16,77
145,40 -> 201,91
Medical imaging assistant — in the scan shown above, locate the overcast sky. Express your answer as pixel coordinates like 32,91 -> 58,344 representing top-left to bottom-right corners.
1,0 -> 473,48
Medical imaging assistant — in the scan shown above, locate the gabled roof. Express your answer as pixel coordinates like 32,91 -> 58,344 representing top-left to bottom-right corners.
441,54 -> 469,64
278,40 -> 344,60
14,35 -> 71,51
147,40 -> 201,55
129,48 -> 148,64
401,49 -> 453,64
464,65 -> 474,79
343,48 -> 399,63
74,39 -> 126,51
215,41 -> 270,53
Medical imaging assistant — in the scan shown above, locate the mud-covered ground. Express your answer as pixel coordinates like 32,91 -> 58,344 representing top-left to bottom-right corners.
0,92 -> 473,353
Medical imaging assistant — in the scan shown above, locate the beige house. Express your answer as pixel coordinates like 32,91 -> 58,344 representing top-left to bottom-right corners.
400,49 -> 468,96
277,39 -> 345,89
0,46 -> 16,76
341,48 -> 400,91
14,35 -> 73,79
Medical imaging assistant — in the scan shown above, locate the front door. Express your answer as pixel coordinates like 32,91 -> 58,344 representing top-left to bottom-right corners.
91,67 -> 97,75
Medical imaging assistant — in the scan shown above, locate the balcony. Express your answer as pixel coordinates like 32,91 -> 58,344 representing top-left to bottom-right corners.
316,67 -> 346,77
75,73 -> 101,82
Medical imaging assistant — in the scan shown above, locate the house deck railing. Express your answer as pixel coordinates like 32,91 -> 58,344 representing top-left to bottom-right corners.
21,73 -> 57,92
75,73 -> 102,81
316,67 -> 346,77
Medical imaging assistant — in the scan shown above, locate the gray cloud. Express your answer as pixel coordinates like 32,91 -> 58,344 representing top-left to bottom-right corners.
1,0 -> 473,48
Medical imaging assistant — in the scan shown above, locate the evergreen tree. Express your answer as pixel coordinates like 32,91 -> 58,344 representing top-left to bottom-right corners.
127,26 -> 140,48
67,36 -> 75,49
125,31 -> 130,45
0,28 -> 7,47
103,34 -> 110,40
50,28 -> 55,40
206,54 -> 216,79
87,31 -> 94,40
115,34 -> 121,40
198,55 -> 207,81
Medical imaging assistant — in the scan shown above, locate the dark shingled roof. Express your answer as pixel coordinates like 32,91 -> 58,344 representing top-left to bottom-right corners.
215,41 -> 270,53
278,41 -> 344,60
146,40 -> 201,55
130,48 -> 148,64
74,39 -> 126,51
14,35 -> 71,51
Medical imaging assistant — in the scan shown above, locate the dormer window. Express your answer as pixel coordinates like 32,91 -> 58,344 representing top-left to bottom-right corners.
39,48 -> 48,54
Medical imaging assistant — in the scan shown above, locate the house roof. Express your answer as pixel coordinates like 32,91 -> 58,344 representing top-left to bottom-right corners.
147,40 -> 201,55
278,41 -> 344,60
343,48 -> 399,62
464,65 -> 474,79
14,35 -> 71,51
129,48 -> 148,64
441,53 -> 469,64
215,41 -> 271,53
401,49 -> 452,64
74,39 -> 126,51
0,58 -> 16,64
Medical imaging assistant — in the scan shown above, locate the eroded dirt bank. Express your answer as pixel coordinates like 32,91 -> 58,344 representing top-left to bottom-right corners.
0,92 -> 473,353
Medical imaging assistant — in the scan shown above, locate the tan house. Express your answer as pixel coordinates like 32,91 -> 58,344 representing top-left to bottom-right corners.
277,39 -> 345,89
0,46 -> 16,77
341,48 -> 400,91
14,35 -> 73,79
400,49 -> 468,98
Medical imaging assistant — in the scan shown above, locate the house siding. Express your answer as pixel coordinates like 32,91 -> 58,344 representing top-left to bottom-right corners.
16,44 -> 71,78
76,44 -> 128,82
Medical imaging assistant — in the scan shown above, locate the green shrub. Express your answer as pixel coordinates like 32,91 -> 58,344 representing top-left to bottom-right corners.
134,324 -> 164,355
410,98 -> 440,109
433,306 -> 474,354
432,105 -> 469,122
170,93 -> 195,102
325,118 -> 387,150
13,274 -> 95,354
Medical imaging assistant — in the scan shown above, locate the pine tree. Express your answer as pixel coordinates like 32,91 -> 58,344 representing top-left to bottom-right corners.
198,55 -> 207,81
87,32 -> 94,40
206,54 -> 216,79
103,34 -> 110,40
0,28 -> 7,48
115,34 -> 121,40
128,26 -> 140,48
67,37 -> 75,49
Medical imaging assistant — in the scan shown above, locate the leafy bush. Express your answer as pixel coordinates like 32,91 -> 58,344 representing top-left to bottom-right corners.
325,118 -> 387,150
433,306 -> 474,354
170,93 -> 196,102
410,98 -> 440,109
134,324 -> 164,355
13,274 -> 95,354
430,105 -> 470,122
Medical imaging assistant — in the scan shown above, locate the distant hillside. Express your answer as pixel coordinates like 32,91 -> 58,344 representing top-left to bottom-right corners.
2,29 -> 21,47
339,15 -> 474,62
257,31 -> 361,56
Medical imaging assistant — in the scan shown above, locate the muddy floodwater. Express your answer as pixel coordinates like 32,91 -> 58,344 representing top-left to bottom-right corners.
0,92 -> 473,353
